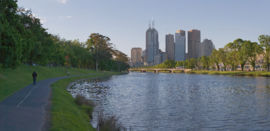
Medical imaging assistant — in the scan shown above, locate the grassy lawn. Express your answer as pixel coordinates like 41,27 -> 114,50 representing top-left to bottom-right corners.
186,70 -> 270,77
50,72 -> 120,131
0,65 -> 96,101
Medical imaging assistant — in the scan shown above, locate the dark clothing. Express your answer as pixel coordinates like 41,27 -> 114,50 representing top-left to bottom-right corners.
32,72 -> 37,85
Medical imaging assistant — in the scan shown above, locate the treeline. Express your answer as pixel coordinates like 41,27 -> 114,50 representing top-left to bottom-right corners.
152,36 -> 270,71
0,0 -> 129,71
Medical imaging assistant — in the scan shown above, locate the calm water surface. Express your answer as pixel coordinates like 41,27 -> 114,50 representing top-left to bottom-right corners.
71,72 -> 270,131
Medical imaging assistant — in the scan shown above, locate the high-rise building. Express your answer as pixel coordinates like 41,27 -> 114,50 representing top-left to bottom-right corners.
188,29 -> 201,59
131,48 -> 143,67
200,39 -> 215,57
175,30 -> 186,61
165,34 -> 175,60
145,22 -> 159,65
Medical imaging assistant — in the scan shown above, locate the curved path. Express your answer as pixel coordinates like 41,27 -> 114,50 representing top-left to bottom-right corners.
0,76 -> 68,131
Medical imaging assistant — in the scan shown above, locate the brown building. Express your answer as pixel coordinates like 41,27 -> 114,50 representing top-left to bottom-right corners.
165,34 -> 175,60
188,29 -> 201,59
131,48 -> 143,67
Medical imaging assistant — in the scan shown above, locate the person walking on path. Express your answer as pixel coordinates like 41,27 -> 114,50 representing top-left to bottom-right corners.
32,71 -> 37,85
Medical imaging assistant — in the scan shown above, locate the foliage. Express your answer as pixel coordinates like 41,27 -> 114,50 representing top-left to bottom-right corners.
259,35 -> 270,71
0,1 -> 129,71
153,60 -> 176,68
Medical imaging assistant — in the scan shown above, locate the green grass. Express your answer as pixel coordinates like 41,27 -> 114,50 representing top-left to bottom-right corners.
186,70 -> 270,77
0,65 -> 95,101
50,72 -> 121,131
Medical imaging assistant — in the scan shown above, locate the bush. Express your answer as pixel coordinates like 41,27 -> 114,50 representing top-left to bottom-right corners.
98,115 -> 122,131
75,95 -> 95,106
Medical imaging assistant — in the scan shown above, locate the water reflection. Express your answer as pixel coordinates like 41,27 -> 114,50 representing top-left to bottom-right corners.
68,73 -> 270,131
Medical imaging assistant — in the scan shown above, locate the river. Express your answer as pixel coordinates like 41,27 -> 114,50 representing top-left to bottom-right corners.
69,72 -> 270,130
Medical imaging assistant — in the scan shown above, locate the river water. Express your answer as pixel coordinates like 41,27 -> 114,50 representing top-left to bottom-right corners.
69,72 -> 270,131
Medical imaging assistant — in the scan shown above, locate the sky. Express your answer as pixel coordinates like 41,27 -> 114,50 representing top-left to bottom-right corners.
18,0 -> 270,57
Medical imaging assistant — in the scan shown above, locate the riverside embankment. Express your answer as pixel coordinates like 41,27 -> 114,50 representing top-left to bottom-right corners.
129,68 -> 270,77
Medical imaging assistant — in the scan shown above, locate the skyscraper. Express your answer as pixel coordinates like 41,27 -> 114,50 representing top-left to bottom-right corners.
200,39 -> 215,57
166,34 -> 175,60
188,29 -> 201,59
175,30 -> 186,61
145,21 -> 159,65
131,47 -> 143,67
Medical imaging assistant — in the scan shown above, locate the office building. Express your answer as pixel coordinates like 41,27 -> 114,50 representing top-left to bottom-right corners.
175,30 -> 186,61
145,21 -> 159,65
188,29 -> 201,59
165,34 -> 175,60
200,39 -> 215,57
131,47 -> 143,67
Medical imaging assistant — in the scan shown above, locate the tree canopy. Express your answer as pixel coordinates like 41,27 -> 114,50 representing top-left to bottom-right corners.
0,0 -> 129,71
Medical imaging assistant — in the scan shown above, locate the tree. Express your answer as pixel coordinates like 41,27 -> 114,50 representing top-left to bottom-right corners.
225,39 -> 244,71
86,33 -> 113,71
258,35 -> 270,71
0,0 -> 23,67
210,49 -> 220,71
243,41 -> 263,71
200,56 -> 210,70
218,48 -> 228,71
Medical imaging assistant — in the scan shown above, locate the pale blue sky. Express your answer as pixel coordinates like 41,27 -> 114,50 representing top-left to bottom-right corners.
18,0 -> 270,56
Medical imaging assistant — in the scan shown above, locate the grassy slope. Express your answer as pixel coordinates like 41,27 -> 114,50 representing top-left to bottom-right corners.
0,65 -> 95,101
50,72 -> 119,131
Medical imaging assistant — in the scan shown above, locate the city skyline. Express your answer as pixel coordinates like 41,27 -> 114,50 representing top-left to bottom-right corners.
18,0 -> 270,56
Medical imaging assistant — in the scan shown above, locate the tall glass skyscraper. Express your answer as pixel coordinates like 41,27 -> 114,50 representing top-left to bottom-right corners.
145,22 -> 159,65
175,30 -> 186,61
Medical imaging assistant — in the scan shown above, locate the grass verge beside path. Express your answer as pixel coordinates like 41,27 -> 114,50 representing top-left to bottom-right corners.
0,65 -> 95,101
186,70 -> 270,77
50,72 -> 121,131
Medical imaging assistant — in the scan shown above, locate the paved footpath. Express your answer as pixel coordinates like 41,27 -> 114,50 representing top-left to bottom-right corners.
0,76 -> 68,131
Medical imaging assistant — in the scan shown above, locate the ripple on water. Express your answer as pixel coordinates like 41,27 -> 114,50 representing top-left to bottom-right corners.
68,73 -> 270,131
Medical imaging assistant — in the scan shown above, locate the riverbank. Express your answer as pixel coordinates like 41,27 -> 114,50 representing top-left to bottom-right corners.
50,72 -> 122,131
130,69 -> 270,77
0,65 -> 97,101
186,70 -> 270,77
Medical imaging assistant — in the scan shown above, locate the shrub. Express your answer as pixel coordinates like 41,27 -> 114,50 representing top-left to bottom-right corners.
74,95 -> 95,107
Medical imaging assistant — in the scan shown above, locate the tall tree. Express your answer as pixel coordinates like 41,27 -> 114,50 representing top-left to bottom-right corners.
0,0 -> 23,67
225,39 -> 245,71
243,41 -> 263,71
210,49 -> 220,71
258,35 -> 270,71
86,33 -> 113,71
218,48 -> 228,71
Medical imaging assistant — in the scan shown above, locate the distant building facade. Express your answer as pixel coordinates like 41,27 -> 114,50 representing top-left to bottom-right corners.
165,34 -> 175,60
145,22 -> 159,65
200,39 -> 215,57
188,29 -> 201,59
175,30 -> 186,61
131,47 -> 143,67
154,51 -> 168,65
